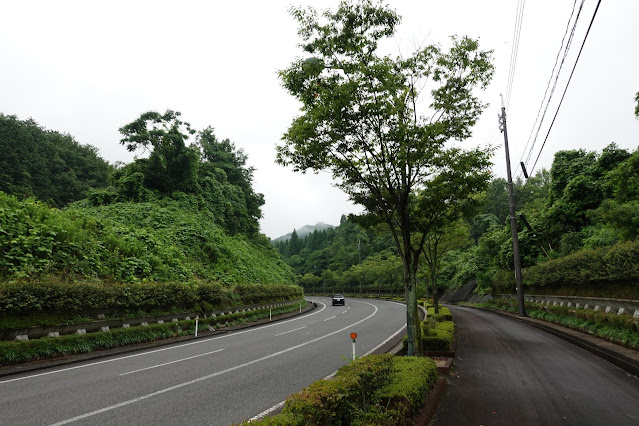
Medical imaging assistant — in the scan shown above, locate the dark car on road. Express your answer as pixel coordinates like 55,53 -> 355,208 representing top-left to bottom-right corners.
332,294 -> 345,306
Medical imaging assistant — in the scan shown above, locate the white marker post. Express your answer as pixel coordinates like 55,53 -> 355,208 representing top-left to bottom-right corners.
350,332 -> 357,360
195,315 -> 199,337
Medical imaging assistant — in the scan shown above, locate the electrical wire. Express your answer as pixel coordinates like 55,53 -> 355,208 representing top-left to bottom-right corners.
529,0 -> 602,176
505,0 -> 526,109
515,0 -> 581,180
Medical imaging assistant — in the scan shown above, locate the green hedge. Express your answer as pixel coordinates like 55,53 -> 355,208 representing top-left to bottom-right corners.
423,321 -> 455,352
0,281 -> 303,317
249,355 -> 438,425
492,240 -> 639,298
427,306 -> 452,322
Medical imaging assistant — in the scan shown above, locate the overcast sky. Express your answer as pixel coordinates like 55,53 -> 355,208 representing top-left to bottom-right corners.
2,0 -> 638,239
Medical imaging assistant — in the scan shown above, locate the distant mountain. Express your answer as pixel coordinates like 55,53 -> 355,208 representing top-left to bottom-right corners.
273,222 -> 335,242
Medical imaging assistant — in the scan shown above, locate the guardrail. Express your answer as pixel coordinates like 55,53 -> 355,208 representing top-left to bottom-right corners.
496,294 -> 639,318
6,299 -> 306,341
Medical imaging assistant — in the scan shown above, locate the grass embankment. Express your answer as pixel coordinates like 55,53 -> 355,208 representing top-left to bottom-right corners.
474,299 -> 639,349
0,303 -> 303,365
247,354 -> 438,425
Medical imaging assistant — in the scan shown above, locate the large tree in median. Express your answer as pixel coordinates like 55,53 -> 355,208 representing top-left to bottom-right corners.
276,0 -> 494,354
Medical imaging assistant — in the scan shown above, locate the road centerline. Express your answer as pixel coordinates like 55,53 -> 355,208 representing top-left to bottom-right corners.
119,348 -> 225,376
274,326 -> 307,337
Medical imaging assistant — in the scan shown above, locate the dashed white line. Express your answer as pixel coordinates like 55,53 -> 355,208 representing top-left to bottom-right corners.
119,349 -> 225,376
323,316 -> 337,321
1,302 -> 326,385
48,302 -> 378,425
275,326 -> 307,337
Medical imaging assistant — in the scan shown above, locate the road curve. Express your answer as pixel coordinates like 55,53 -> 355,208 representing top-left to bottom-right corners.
434,306 -> 639,425
0,297 -> 405,425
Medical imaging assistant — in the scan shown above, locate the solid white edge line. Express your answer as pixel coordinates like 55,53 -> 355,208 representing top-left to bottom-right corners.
249,299 -> 407,422
1,302 -> 327,385
48,301 -> 378,425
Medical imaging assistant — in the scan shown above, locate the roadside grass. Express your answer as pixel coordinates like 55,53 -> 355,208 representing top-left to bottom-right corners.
469,299 -> 639,349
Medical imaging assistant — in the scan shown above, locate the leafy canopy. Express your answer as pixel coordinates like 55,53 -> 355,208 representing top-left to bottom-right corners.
277,0 -> 494,353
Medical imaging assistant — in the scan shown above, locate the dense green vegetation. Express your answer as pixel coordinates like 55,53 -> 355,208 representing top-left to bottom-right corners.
1,109 -> 298,349
249,354 -> 438,425
274,218 -> 403,294
0,114 -> 111,207
277,143 -> 639,301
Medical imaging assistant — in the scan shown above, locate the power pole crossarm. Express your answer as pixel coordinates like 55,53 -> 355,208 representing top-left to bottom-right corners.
499,97 -> 527,317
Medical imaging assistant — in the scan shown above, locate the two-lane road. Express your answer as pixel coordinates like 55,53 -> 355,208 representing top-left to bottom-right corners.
0,297 -> 406,425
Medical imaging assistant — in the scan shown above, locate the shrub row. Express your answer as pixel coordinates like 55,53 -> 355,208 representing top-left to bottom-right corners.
426,306 -> 453,322
248,354 -> 438,425
0,281 -> 303,316
492,240 -> 639,298
0,302 -> 303,364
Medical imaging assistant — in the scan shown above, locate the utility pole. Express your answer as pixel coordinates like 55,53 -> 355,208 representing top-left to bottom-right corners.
358,237 -> 362,295
499,96 -> 527,317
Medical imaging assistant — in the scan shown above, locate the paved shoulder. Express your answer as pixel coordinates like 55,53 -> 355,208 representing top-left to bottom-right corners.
434,306 -> 639,425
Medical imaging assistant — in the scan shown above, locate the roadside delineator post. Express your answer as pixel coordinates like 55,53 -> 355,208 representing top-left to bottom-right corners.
195,315 -> 199,337
351,332 -> 357,360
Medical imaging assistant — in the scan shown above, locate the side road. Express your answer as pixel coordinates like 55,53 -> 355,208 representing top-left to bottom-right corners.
0,301 -> 317,378
474,305 -> 639,376
433,305 -> 639,425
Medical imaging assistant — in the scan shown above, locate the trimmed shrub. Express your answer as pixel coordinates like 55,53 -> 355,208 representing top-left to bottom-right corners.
423,321 -> 455,351
250,355 -> 438,426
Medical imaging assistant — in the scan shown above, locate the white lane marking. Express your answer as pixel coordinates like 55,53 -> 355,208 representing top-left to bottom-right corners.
341,310 -> 347,314
48,302 -> 378,425
250,299 -> 406,422
323,316 -> 337,322
119,349 -> 225,376
275,326 -> 307,337
1,302 -> 326,385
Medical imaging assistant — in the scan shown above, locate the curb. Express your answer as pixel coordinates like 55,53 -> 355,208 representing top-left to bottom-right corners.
415,377 -> 446,426
472,306 -> 639,377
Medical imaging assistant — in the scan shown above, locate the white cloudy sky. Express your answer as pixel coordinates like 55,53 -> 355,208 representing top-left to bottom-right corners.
1,0 -> 637,239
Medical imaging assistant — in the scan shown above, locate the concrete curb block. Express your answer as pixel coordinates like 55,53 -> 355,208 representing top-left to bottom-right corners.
415,377 -> 446,426
473,306 -> 639,377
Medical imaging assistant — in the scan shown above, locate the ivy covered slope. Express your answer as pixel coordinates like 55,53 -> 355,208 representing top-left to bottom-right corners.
0,110 -> 296,289
0,193 -> 294,286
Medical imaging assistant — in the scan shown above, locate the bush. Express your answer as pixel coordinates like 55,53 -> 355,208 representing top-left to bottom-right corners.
492,240 -> 639,298
0,281 -> 303,318
423,321 -> 455,351
250,355 -> 438,426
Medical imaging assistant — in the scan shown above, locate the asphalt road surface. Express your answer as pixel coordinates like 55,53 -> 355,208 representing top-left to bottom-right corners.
434,306 -> 639,425
0,297 -> 406,425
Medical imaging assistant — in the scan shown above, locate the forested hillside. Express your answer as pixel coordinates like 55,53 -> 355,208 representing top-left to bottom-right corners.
277,143 -> 639,299
0,110 -> 295,287
0,114 -> 111,206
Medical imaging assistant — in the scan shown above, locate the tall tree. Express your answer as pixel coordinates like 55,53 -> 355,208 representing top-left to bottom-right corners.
277,0 -> 494,354
119,110 -> 199,194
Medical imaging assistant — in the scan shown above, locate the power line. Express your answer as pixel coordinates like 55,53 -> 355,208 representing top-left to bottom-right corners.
516,0 -> 581,180
505,0 -> 526,109
529,0 -> 602,176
